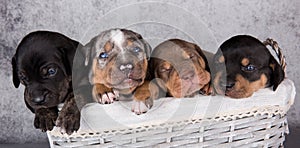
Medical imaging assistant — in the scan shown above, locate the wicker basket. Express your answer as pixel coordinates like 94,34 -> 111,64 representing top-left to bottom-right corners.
47,79 -> 295,148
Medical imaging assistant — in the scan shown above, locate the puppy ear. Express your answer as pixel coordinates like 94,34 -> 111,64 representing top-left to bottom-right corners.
269,57 -> 285,91
194,45 -> 211,73
81,36 -> 98,67
152,78 -> 167,93
141,39 -> 152,60
81,39 -> 96,85
59,40 -> 81,76
83,41 -> 94,66
11,56 -> 20,88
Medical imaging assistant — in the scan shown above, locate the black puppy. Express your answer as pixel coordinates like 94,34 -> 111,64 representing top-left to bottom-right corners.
12,31 -> 84,134
213,35 -> 285,98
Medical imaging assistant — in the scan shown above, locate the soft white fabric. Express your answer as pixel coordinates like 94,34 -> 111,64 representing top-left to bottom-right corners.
75,79 -> 295,132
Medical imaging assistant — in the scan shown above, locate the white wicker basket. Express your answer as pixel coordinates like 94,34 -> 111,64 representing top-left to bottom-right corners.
47,79 -> 295,148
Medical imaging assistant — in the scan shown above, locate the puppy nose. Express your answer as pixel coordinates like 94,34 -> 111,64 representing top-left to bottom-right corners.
225,83 -> 235,89
119,63 -> 134,72
220,80 -> 235,89
33,96 -> 45,104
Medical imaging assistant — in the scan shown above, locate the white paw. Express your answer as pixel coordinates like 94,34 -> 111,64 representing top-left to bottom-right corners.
97,90 -> 120,104
113,90 -> 120,100
58,126 -> 66,134
131,100 -> 150,115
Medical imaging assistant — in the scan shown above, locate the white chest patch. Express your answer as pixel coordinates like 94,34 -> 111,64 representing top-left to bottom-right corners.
110,29 -> 125,51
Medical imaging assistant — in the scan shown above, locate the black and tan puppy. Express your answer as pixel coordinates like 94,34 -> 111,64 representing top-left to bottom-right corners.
149,39 -> 211,98
84,28 -> 155,114
212,35 -> 285,98
12,31 -> 81,134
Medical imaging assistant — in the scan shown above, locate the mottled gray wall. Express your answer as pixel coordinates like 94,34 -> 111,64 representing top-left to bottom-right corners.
0,0 -> 299,143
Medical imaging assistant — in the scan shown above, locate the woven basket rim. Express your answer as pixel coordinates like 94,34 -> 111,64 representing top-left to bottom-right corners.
48,79 -> 295,139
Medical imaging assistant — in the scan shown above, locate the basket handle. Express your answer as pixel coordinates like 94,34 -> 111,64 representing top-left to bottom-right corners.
263,38 -> 287,74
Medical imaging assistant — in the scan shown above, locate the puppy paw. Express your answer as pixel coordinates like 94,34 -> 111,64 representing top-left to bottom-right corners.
200,84 -> 213,95
96,91 -> 120,104
93,84 -> 119,104
131,98 -> 153,115
56,102 -> 80,135
34,108 -> 58,132
131,81 -> 158,115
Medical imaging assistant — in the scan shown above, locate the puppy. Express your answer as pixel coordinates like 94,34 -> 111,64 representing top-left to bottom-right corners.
12,31 -> 82,134
149,39 -> 211,98
212,35 -> 285,98
84,28 -> 155,114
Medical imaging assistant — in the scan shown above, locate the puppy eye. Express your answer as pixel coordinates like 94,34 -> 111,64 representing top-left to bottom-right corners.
188,53 -> 195,59
133,47 -> 141,53
48,68 -> 57,76
242,65 -> 256,72
99,52 -> 109,59
160,67 -> 172,73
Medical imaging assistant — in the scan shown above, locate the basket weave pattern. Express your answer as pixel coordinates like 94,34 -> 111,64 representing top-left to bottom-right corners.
48,79 -> 294,148
49,107 -> 288,148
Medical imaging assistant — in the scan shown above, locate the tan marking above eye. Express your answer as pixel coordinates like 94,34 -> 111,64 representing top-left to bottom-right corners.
179,48 -> 190,59
104,41 -> 113,52
241,58 -> 250,66
269,63 -> 275,71
127,39 -> 133,47
162,62 -> 172,71
218,56 -> 225,63
41,68 -> 47,75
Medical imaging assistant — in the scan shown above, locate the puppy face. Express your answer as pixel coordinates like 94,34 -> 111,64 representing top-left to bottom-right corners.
150,39 -> 211,98
12,31 -> 79,109
86,28 -> 151,94
213,35 -> 285,98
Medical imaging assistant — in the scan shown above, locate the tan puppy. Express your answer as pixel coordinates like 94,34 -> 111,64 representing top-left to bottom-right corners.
84,28 -> 154,114
149,39 -> 212,98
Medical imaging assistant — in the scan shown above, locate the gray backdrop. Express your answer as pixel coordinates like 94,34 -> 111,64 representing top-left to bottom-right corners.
0,0 -> 299,144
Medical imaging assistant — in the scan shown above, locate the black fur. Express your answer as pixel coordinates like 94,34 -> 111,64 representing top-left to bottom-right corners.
11,31 -> 88,134
212,35 -> 285,98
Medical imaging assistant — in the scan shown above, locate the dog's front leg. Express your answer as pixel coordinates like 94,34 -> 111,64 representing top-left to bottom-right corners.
200,83 -> 213,96
56,96 -> 80,135
132,81 -> 160,115
92,83 -> 119,104
34,107 -> 58,132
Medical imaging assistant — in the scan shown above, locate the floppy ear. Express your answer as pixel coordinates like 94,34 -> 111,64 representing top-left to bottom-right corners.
270,57 -> 285,91
141,39 -> 152,60
152,77 -> 167,93
151,61 -> 168,92
80,39 -> 97,85
82,37 -> 97,66
194,45 -> 211,73
11,55 -> 20,88
59,40 -> 81,76
83,42 -> 94,66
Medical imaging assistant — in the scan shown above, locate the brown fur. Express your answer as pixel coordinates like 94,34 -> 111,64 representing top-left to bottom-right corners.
85,28 -> 154,114
226,74 -> 267,98
150,39 -> 212,98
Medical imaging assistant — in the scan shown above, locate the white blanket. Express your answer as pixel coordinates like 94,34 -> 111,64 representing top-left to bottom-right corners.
77,79 -> 295,132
